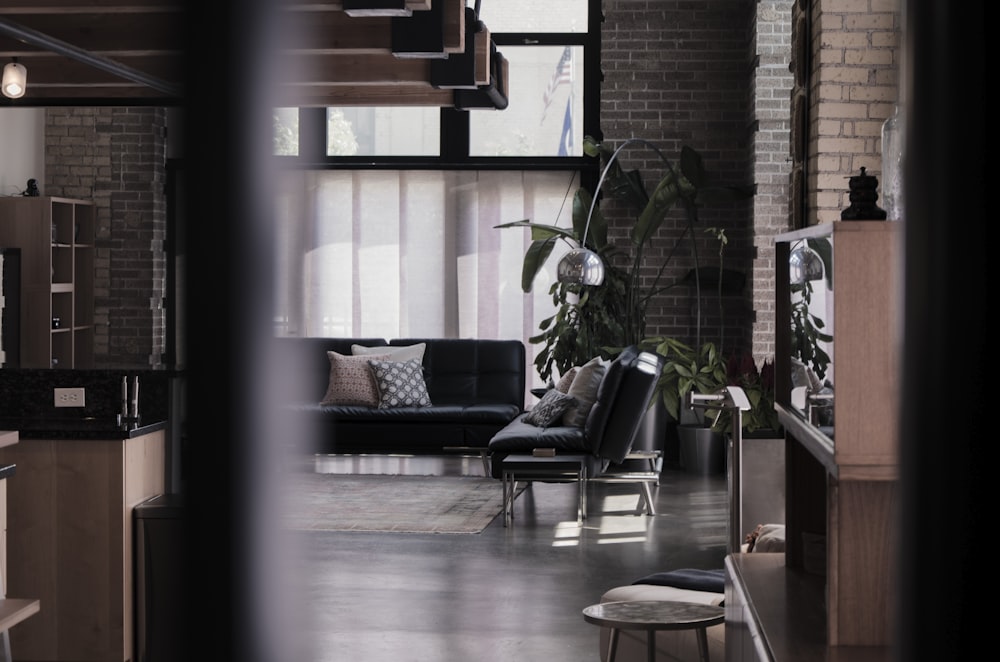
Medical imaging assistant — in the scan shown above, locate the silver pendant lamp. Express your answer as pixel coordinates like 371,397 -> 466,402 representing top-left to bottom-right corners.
556,138 -> 675,287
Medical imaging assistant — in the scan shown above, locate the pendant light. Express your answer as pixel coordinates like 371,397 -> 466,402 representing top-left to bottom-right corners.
2,58 -> 26,99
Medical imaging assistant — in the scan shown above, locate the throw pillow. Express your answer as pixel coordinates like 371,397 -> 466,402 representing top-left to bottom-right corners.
352,342 -> 426,364
562,356 -> 608,427
553,367 -> 578,393
747,523 -> 786,553
319,351 -> 390,406
368,358 -> 432,408
631,568 -> 726,593
524,389 -> 577,427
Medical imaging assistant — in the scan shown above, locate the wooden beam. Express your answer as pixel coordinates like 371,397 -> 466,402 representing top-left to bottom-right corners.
275,83 -> 454,108
280,52 -> 433,85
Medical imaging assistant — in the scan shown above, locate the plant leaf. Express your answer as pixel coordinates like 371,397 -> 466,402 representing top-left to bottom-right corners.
521,237 -> 558,292
679,145 -> 706,188
634,169 -> 681,245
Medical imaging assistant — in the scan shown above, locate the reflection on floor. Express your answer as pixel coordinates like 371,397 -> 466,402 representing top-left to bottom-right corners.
276,453 -> 730,662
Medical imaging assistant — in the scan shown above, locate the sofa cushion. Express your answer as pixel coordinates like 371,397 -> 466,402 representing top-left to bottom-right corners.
389,338 -> 525,408
583,346 -> 637,444
320,351 -> 390,406
562,356 -> 608,427
368,357 -> 433,408
524,389 -> 577,427
488,416 -> 588,454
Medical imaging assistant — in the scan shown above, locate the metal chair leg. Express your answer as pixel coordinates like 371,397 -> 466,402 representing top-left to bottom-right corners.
640,481 -> 656,515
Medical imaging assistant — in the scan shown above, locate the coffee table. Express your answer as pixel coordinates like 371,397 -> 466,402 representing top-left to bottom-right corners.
582,600 -> 724,662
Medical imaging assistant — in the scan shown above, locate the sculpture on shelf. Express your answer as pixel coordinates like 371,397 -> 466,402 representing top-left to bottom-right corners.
23,178 -> 39,196
840,167 -> 886,220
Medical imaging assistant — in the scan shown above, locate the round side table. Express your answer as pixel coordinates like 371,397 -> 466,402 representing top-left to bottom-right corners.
582,600 -> 724,662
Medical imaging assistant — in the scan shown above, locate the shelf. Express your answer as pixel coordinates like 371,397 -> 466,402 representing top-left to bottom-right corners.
0,196 -> 95,368
0,598 -> 40,633
777,404 -> 836,476
726,554 -> 889,662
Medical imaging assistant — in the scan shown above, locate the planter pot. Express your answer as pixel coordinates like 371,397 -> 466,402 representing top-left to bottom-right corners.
678,425 -> 726,475
735,432 -> 785,530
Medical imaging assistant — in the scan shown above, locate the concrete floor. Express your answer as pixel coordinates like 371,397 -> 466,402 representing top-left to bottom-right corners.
278,455 -> 730,662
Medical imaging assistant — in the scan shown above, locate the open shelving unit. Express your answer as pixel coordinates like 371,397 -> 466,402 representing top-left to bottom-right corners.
0,196 -> 94,369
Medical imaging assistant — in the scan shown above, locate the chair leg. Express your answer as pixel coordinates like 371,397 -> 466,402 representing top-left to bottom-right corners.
640,481 -> 656,516
502,472 -> 512,526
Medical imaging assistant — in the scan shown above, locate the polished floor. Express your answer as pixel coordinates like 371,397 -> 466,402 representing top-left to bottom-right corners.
280,454 -> 730,662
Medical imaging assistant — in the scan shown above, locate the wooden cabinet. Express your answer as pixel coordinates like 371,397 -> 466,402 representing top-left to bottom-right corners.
0,430 -> 165,662
0,197 -> 95,368
0,431 -> 41,648
725,222 -> 900,660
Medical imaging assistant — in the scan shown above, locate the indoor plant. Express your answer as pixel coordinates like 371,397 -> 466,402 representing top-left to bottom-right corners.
496,135 -> 753,383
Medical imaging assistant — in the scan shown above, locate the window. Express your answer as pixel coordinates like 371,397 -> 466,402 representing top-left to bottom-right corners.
271,1 -> 600,388
272,1 -> 598,161
469,46 -> 583,157
273,169 -> 578,387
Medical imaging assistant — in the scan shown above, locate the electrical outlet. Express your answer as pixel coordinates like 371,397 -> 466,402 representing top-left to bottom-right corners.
54,387 -> 86,408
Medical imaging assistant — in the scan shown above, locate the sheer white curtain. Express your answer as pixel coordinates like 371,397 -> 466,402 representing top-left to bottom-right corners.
273,169 -> 578,388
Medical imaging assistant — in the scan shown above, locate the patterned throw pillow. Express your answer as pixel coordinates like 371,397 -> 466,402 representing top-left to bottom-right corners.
524,389 -> 577,427
368,358 -> 432,408
319,351 -> 390,406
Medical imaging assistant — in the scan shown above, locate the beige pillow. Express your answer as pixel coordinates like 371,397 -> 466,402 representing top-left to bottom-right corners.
319,351 -> 390,406
352,342 -> 426,364
553,367 -> 578,393
562,356 -> 608,427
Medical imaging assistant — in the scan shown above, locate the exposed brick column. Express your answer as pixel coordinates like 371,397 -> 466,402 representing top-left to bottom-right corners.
750,1 -> 795,361
809,0 -> 901,224
44,107 -> 167,368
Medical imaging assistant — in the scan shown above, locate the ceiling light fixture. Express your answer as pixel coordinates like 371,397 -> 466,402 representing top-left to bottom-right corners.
557,139 -> 676,287
2,58 -> 26,99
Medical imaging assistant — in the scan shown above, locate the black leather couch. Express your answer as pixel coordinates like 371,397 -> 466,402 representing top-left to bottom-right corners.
272,337 -> 526,455
487,345 -> 662,479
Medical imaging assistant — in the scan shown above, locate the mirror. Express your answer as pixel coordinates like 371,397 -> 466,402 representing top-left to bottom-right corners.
787,235 -> 834,438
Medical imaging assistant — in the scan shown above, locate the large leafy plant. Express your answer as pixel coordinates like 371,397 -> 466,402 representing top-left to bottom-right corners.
496,136 -> 753,383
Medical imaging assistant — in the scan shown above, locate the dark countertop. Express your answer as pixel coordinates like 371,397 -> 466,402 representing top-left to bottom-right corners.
0,418 -> 167,440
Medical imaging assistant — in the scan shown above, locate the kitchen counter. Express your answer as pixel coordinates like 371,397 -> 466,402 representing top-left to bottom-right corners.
0,417 -> 166,440
0,423 -> 166,661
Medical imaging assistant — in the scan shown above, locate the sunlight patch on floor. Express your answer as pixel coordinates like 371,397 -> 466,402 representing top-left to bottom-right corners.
551,520 -> 582,547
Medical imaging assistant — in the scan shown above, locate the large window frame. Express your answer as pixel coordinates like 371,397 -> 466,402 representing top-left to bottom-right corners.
276,0 -> 603,190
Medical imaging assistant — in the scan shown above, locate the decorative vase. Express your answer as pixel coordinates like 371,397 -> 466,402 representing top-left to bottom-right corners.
881,104 -> 905,221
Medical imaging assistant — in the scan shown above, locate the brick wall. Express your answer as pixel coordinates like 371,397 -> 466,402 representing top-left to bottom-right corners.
44,107 -> 167,368
750,1 -> 795,360
600,0 -> 757,354
808,0 -> 901,224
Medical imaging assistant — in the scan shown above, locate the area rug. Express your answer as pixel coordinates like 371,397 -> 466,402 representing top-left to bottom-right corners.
281,473 -> 519,534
